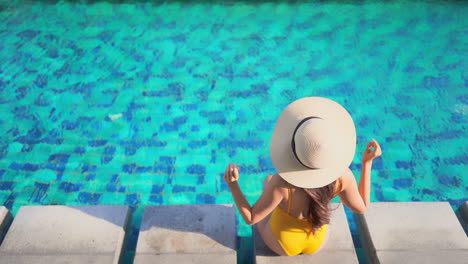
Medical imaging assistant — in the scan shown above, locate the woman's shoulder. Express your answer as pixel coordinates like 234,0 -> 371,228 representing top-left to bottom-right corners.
336,168 -> 354,194
334,176 -> 343,196
265,174 -> 289,192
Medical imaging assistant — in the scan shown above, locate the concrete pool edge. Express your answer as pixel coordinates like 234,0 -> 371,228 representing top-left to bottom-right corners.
0,205 -> 130,264
0,202 -> 467,264
354,202 -> 468,264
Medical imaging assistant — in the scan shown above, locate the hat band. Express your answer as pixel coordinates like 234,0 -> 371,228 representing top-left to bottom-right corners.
291,116 -> 322,170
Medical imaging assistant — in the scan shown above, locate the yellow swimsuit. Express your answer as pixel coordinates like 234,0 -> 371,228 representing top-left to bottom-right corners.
269,182 -> 339,256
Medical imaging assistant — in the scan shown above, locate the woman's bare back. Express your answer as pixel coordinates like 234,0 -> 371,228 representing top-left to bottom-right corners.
274,174 -> 343,219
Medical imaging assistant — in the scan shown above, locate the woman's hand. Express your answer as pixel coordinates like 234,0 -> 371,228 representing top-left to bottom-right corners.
224,163 -> 241,185
362,139 -> 382,163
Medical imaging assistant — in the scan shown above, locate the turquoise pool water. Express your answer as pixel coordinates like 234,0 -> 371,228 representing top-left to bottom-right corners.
0,0 -> 466,263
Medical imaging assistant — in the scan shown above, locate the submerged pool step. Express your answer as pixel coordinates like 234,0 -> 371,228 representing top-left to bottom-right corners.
355,202 -> 468,264
0,205 -> 129,264
134,204 -> 237,264
253,203 -> 358,264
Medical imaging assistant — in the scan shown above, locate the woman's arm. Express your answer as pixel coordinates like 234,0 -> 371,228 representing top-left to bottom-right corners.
359,139 -> 382,209
224,163 -> 283,225
359,160 -> 372,209
339,139 -> 382,214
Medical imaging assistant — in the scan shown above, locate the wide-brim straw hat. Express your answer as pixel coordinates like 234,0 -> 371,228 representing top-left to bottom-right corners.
270,97 -> 356,188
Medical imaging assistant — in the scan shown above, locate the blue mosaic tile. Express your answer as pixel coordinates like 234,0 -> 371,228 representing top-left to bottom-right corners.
136,166 -> 152,174
416,129 -> 464,141
186,164 -> 206,175
437,174 -> 462,187
373,185 -> 385,201
443,154 -> 467,166
17,29 -> 40,39
421,188 -> 442,199
125,193 -> 140,206
457,94 -> 468,104
77,192 -> 102,204
148,194 -> 163,204
20,144 -> 34,152
393,178 -> 413,189
188,140 -> 207,148
378,170 -> 390,180
110,174 -> 119,183
103,146 -> 116,156
81,164 -> 97,174
450,112 -> 465,123
48,153 -> 70,164
101,153 -> 114,164
106,184 -> 117,192
61,120 -> 79,130
395,160 -> 414,169
4,193 -> 16,209
15,127 -> 42,144
349,162 -> 361,171
153,156 -> 176,175
371,158 -> 384,170
9,162 -> 22,171
197,175 -> 204,185
172,185 -> 196,193
106,174 -> 125,193
160,116 -> 188,132
29,182 -> 49,203
6,127 -> 20,137
211,150 -> 216,163
258,156 -> 273,171
124,147 -> 137,156
196,193 -> 216,204
422,75 -> 450,89
0,182 -> 14,191
34,74 -> 48,89
22,163 -> 40,172
122,163 -> 137,174
85,173 -> 96,181
218,139 -> 263,150
59,182 -> 83,193
35,93 -> 53,107
200,111 -> 226,125
150,184 -> 164,194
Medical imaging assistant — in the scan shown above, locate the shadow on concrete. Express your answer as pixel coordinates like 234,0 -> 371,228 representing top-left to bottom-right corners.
0,209 -> 13,247
455,202 -> 468,236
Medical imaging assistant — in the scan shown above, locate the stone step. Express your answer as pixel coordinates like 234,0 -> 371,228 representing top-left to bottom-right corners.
0,206 -> 12,245
355,202 -> 468,264
134,204 -> 237,264
0,205 -> 129,264
253,203 -> 358,263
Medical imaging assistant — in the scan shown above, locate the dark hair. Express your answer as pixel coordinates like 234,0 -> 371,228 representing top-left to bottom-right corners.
302,180 -> 340,235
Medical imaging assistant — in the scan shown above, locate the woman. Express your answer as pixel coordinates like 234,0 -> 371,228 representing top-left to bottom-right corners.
224,97 -> 382,256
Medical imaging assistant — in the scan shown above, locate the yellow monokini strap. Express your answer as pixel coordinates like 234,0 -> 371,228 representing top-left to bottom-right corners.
269,183 -> 328,256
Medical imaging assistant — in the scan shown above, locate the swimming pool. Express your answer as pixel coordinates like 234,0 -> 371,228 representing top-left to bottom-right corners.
0,0 -> 466,263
